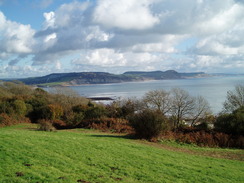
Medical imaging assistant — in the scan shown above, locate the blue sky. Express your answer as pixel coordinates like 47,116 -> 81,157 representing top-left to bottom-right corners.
0,0 -> 244,78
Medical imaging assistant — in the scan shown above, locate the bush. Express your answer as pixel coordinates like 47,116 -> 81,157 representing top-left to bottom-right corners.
129,110 -> 168,140
0,113 -> 30,127
47,104 -> 64,120
215,107 -> 244,135
0,99 -> 14,114
28,104 -> 64,123
78,117 -> 132,133
12,99 -> 27,116
64,112 -> 85,128
72,104 -> 88,113
162,129 -> 244,148
0,113 -> 17,127
84,106 -> 107,119
38,119 -> 56,131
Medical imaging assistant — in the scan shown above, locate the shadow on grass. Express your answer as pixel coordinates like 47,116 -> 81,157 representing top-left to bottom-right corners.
89,134 -> 136,140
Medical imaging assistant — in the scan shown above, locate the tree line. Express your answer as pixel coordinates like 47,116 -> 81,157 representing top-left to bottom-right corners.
0,81 -> 243,148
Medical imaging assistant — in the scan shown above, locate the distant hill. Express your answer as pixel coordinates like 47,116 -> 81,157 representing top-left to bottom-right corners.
123,70 -> 206,79
18,70 -> 208,86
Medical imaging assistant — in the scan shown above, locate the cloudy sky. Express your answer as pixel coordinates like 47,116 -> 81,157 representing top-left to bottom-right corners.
0,0 -> 244,78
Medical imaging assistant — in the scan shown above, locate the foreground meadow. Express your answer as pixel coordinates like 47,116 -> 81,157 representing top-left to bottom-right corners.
0,124 -> 243,183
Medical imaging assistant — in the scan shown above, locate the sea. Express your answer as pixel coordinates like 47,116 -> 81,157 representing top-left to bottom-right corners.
63,75 -> 243,114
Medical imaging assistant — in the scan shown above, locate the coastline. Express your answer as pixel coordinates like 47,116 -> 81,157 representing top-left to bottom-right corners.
37,75 -> 212,88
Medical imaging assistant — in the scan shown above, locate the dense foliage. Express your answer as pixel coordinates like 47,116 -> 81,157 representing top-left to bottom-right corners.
129,109 -> 168,140
215,106 -> 244,135
0,81 -> 243,148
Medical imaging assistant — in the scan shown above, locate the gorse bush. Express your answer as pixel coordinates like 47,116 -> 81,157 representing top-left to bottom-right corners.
129,109 -> 168,140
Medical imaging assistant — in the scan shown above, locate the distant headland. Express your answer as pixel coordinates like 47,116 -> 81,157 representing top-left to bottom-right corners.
16,70 -> 209,87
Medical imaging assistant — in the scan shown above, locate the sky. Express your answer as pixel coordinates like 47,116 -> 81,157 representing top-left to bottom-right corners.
0,0 -> 244,78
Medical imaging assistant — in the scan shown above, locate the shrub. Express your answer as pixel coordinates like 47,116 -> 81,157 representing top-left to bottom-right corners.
38,119 -> 56,131
78,117 -> 132,133
65,112 -> 85,128
47,104 -> 64,120
12,99 -> 27,116
162,129 -> 244,148
0,99 -> 14,114
105,102 -> 121,118
72,105 -> 88,113
129,109 -> 168,140
29,104 -> 64,123
0,113 -> 30,127
0,113 -> 17,127
84,106 -> 107,119
215,107 -> 244,135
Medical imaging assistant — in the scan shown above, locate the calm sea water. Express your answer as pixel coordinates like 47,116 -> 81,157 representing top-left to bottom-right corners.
68,75 -> 244,114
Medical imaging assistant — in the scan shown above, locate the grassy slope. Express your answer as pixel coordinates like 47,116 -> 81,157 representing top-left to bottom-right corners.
0,124 -> 243,183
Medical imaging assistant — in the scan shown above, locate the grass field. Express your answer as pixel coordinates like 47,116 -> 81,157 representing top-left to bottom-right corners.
0,124 -> 243,183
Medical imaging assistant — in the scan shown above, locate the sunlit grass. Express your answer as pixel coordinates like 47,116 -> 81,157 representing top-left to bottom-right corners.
0,124 -> 243,183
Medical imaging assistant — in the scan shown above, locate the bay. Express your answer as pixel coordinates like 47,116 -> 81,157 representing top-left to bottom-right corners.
68,75 -> 244,114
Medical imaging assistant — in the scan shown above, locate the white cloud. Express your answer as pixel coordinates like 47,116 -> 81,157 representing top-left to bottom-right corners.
53,1 -> 90,28
0,11 -> 35,56
93,0 -> 159,30
194,38 -> 243,55
195,3 -> 244,35
190,4 -> 244,57
131,43 -> 175,53
72,48 -> 162,69
43,11 -> 55,28
44,33 -> 57,43
130,34 -> 184,53
72,49 -> 126,67
1,0 -> 244,77
193,55 -> 244,73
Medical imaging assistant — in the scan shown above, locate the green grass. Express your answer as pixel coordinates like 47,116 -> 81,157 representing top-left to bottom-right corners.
0,124 -> 243,183
159,139 -> 244,161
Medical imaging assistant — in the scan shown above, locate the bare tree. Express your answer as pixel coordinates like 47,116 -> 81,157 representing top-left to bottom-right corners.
223,84 -> 244,113
170,88 -> 195,128
189,96 -> 212,126
142,90 -> 171,115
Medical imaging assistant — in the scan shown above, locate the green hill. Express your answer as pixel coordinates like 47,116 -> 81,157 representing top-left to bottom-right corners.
17,70 -> 207,86
0,124 -> 243,183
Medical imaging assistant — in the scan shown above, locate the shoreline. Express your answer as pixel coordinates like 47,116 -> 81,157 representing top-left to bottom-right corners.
37,75 -> 213,88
